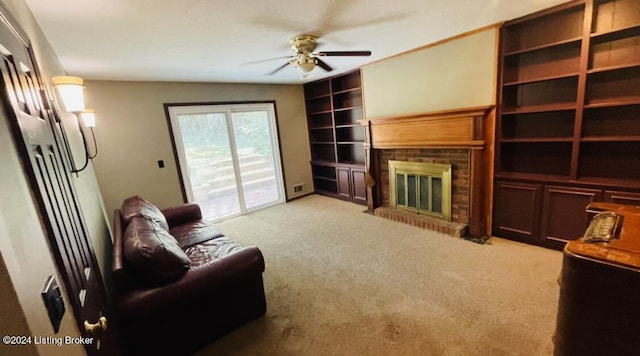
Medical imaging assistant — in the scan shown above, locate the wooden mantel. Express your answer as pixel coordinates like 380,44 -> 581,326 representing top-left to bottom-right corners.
362,105 -> 495,238
365,106 -> 492,149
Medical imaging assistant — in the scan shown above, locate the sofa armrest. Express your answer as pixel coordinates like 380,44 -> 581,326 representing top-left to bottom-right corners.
116,246 -> 265,317
112,209 -> 135,293
161,203 -> 203,228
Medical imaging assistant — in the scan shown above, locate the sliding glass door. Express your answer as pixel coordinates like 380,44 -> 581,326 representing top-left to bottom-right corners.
168,103 -> 284,221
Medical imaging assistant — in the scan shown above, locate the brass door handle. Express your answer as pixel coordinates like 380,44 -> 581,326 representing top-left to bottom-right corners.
84,316 -> 107,334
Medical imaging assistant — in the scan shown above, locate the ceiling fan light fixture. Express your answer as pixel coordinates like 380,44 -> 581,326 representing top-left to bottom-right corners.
264,34 -> 372,76
295,56 -> 316,73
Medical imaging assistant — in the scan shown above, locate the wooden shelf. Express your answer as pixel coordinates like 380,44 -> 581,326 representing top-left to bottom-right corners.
503,72 -> 579,86
589,24 -> 640,72
306,109 -> 332,115
591,24 -> 640,41
592,0 -> 640,36
501,110 -> 575,140
586,96 -> 640,108
502,75 -> 579,112
588,62 -> 640,75
494,171 -> 572,183
575,176 -> 640,190
504,37 -> 582,56
583,99 -> 640,109
499,141 -> 572,176
495,173 -> 640,191
494,0 -> 640,249
335,123 -> 360,128
579,141 -> 640,181
305,70 -> 367,204
331,72 -> 361,92
332,87 -> 361,95
309,125 -> 333,130
313,175 -> 336,182
305,93 -> 331,101
501,103 -> 577,115
503,1 -> 585,55
304,80 -> 330,98
334,106 -> 361,112
501,137 -> 573,143
580,136 -> 640,142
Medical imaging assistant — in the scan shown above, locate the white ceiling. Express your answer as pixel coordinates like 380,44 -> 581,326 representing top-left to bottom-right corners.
24,0 -> 570,84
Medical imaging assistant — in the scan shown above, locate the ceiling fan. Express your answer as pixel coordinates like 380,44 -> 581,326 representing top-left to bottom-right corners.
267,34 -> 371,75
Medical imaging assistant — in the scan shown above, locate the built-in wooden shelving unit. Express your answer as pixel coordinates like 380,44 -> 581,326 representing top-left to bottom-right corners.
493,0 -> 640,249
304,70 -> 367,204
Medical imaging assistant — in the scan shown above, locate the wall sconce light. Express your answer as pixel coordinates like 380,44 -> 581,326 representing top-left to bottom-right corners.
52,76 -> 85,113
52,76 -> 98,173
80,109 -> 98,160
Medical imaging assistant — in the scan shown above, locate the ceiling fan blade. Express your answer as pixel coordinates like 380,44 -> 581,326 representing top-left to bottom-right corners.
268,61 -> 292,75
244,55 -> 295,65
316,51 -> 372,57
315,58 -> 333,72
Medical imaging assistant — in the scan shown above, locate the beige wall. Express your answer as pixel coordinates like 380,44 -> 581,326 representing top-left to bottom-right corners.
0,0 -> 111,355
362,26 -> 498,119
83,80 -> 311,219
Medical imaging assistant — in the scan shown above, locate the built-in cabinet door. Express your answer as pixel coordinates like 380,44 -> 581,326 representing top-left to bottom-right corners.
541,186 -> 602,249
336,166 -> 367,204
337,167 -> 352,199
604,190 -> 640,207
492,181 -> 542,244
351,168 -> 367,203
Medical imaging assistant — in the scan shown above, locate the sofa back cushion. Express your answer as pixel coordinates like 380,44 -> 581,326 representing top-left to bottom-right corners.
123,216 -> 191,285
121,195 -> 169,231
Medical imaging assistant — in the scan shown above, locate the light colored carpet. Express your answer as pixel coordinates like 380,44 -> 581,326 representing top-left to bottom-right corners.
196,194 -> 562,356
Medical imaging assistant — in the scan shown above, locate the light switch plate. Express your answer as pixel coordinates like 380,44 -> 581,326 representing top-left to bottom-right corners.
41,275 -> 65,333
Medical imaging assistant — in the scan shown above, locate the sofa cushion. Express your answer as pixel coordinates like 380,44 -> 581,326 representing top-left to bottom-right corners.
121,195 -> 169,231
183,237 -> 243,267
170,221 -> 225,249
123,216 -> 191,285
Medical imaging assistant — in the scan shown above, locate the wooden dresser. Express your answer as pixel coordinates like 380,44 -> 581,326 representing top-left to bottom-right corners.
554,202 -> 640,355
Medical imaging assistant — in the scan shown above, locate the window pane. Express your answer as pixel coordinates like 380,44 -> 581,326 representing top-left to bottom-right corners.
407,174 -> 417,208
231,111 -> 280,209
178,113 -> 240,219
396,173 -> 405,205
432,177 -> 443,213
420,176 -> 430,210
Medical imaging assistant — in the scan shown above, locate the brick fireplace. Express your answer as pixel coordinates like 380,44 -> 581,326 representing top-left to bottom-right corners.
363,106 -> 493,238
376,149 -> 469,236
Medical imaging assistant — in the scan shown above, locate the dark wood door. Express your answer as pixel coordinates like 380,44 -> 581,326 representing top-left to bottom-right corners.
492,181 -> 542,244
351,168 -> 367,203
337,166 -> 351,199
0,8 -> 116,356
541,186 -> 602,249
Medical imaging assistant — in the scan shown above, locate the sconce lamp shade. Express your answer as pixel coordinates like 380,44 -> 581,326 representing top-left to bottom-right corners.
80,109 -> 96,128
52,76 -> 85,113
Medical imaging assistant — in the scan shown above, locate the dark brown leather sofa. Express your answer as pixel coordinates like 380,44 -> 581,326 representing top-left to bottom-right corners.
112,196 -> 266,355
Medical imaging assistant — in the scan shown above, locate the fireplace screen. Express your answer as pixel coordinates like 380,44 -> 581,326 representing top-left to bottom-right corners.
389,161 -> 452,221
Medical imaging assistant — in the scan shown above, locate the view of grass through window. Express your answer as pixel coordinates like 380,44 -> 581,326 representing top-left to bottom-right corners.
173,106 -> 283,221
